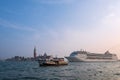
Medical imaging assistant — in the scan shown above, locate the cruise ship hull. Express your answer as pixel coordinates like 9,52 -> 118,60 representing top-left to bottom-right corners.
66,50 -> 118,62
65,57 -> 84,62
65,57 -> 118,62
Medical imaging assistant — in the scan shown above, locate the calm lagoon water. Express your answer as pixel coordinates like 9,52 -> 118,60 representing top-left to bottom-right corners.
0,61 -> 120,80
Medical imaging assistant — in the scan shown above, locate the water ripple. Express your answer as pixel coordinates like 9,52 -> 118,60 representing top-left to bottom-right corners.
0,61 -> 120,80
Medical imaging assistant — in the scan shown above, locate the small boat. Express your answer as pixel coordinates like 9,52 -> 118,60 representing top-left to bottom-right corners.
38,58 -> 68,66
38,53 -> 68,66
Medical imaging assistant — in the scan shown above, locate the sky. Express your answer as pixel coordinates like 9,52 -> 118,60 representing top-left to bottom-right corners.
0,0 -> 120,59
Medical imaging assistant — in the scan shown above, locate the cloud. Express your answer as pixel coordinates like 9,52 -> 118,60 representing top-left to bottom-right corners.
31,0 -> 120,58
93,2 -> 120,58
33,0 -> 75,4
0,18 -> 37,32
101,3 -> 120,31
0,8 -> 16,15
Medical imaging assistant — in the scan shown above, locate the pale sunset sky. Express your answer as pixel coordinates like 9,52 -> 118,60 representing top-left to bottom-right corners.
0,0 -> 120,59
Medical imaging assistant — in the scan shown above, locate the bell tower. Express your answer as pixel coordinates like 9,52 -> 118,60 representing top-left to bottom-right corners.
33,46 -> 37,58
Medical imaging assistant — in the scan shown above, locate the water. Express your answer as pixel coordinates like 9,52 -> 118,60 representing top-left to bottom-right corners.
0,61 -> 120,80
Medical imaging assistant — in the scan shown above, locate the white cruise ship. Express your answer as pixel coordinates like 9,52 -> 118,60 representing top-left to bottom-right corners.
65,50 -> 118,62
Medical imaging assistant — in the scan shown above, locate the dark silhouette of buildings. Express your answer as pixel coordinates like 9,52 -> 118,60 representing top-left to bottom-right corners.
33,46 -> 37,58
5,47 -> 54,61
